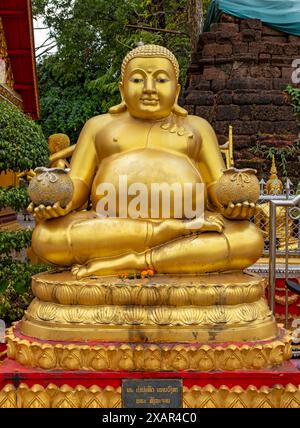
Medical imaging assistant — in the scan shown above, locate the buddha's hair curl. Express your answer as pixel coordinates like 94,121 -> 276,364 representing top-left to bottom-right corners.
121,44 -> 180,82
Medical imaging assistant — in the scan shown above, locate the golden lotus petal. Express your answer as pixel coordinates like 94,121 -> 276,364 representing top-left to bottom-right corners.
206,305 -> 229,324
78,285 -> 105,305
222,286 -> 243,305
167,286 -> 190,306
177,308 -> 205,325
123,306 -> 147,325
222,349 -> 243,371
110,285 -> 133,305
36,303 -> 57,321
63,307 -> 87,323
54,285 -> 77,305
137,285 -> 161,306
245,284 -> 263,303
150,307 -> 172,325
16,344 -> 32,367
94,306 -> 117,324
196,350 -> 215,371
191,286 -> 217,306
89,348 -> 109,371
237,304 -> 257,323
32,281 -> 52,302
169,349 -> 189,371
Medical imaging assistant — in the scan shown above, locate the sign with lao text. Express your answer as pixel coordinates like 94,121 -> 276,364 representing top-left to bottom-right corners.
122,379 -> 182,408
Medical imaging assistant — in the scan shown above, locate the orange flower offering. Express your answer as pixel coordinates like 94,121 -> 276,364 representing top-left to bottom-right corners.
141,269 -> 155,279
118,272 -> 129,279
118,270 -> 155,280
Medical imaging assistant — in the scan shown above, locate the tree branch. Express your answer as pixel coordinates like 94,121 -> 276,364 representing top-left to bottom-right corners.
36,36 -> 53,50
126,24 -> 188,36
36,43 -> 57,58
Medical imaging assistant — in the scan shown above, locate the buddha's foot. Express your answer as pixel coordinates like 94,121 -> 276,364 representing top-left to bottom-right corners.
71,253 -> 144,279
184,213 -> 225,233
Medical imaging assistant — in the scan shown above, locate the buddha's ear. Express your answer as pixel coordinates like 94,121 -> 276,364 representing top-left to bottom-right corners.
176,83 -> 181,100
109,82 -> 127,114
119,82 -> 124,100
172,84 -> 188,117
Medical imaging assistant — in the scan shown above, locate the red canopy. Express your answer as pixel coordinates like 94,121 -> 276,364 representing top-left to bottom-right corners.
0,0 -> 39,119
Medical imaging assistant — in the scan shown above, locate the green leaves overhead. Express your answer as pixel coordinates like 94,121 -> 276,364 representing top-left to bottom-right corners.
33,0 -> 192,142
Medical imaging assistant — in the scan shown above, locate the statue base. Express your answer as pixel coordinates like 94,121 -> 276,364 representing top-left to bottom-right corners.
6,271 -> 291,372
1,356 -> 300,408
6,323 -> 291,372
21,271 -> 278,343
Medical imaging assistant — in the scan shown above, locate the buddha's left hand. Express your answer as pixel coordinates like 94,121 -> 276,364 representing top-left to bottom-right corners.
220,201 -> 259,220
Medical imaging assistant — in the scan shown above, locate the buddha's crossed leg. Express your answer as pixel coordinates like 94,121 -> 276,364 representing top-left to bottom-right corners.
32,211 -> 262,278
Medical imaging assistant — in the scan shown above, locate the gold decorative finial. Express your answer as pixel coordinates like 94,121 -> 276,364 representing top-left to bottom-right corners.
270,155 -> 277,178
121,44 -> 180,82
265,155 -> 283,195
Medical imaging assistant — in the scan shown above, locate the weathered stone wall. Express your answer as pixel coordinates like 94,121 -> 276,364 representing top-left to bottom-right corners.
182,14 -> 300,182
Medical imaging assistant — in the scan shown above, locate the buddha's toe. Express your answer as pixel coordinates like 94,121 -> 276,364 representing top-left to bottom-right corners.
71,264 -> 87,279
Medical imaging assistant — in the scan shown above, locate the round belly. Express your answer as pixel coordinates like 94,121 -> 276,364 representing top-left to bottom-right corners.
91,149 -> 205,219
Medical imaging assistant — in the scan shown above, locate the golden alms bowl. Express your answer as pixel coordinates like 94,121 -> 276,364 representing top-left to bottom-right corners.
215,167 -> 260,206
28,167 -> 73,208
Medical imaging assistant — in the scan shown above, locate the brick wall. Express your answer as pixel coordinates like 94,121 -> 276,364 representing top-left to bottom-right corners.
182,14 -> 300,182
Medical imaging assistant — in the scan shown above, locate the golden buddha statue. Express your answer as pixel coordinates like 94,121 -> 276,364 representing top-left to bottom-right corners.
8,45 -> 290,374
254,156 -> 298,251
265,155 -> 284,196
48,133 -> 71,169
29,44 -> 263,278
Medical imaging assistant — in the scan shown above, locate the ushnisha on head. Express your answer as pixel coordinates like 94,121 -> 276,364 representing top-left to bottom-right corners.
120,44 -> 180,83
110,44 -> 187,118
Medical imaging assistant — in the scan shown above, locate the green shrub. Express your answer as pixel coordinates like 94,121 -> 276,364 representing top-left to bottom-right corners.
0,100 -> 49,325
0,186 -> 30,211
0,259 -> 50,325
0,230 -> 32,256
285,85 -> 300,117
0,100 -> 49,172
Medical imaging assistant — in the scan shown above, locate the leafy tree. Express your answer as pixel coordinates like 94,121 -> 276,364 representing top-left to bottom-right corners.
0,100 -> 49,325
0,101 -> 48,172
33,0 -> 198,142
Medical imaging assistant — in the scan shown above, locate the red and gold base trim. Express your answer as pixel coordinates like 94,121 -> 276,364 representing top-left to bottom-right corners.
1,382 -> 300,408
6,325 -> 292,372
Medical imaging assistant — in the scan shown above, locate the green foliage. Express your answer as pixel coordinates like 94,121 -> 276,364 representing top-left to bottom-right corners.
251,138 -> 300,178
0,259 -> 50,324
0,101 -> 49,172
285,85 -> 300,117
0,230 -> 32,256
203,0 -> 212,16
0,101 -> 49,324
33,0 -> 192,142
250,85 -> 300,178
0,187 -> 30,211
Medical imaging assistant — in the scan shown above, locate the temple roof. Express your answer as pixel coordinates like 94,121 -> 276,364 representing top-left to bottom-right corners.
0,0 -> 39,119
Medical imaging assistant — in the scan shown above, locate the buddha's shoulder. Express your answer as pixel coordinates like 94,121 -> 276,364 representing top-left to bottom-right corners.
186,115 -> 215,133
83,113 -> 122,130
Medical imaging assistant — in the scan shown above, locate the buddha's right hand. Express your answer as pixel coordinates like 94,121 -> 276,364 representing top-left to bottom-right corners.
27,201 -> 72,221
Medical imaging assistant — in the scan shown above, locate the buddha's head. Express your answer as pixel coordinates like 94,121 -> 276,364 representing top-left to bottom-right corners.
110,44 -> 187,119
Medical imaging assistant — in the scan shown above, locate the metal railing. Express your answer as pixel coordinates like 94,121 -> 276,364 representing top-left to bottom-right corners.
268,193 -> 300,327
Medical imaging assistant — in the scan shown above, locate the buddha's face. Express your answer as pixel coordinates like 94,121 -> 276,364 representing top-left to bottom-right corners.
120,57 -> 180,120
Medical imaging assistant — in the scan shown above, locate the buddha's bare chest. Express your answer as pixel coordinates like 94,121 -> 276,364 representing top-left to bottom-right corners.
94,121 -> 201,161
91,121 -> 203,206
